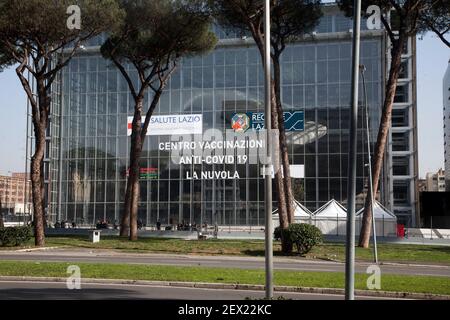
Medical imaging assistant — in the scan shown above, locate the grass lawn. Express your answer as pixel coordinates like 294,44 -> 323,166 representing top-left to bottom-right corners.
2,236 -> 450,265
0,260 -> 449,296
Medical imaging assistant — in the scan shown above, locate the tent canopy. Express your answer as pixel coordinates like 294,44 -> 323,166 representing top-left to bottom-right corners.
356,201 -> 397,220
313,199 -> 347,218
273,200 -> 312,217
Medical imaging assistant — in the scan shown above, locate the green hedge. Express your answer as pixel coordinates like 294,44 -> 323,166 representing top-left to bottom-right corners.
0,226 -> 32,247
282,224 -> 323,255
274,226 -> 282,240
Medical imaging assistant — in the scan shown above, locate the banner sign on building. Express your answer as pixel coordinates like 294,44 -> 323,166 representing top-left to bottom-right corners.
127,115 -> 203,136
290,165 -> 305,179
139,167 -> 159,180
261,165 -> 305,179
232,111 -> 304,132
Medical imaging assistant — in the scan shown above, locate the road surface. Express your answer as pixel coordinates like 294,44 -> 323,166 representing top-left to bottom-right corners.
0,280 -> 401,300
0,249 -> 449,277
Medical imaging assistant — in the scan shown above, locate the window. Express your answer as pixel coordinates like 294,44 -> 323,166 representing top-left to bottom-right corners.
392,108 -> 409,127
401,39 -> 409,55
394,85 -> 409,103
393,181 -> 409,206
316,15 -> 332,33
392,132 -> 409,151
335,15 -> 352,32
393,156 -> 409,176
399,60 -> 409,79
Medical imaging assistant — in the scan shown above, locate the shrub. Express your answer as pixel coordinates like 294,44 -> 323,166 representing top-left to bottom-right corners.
282,224 -> 323,255
274,226 -> 282,240
0,226 -> 33,247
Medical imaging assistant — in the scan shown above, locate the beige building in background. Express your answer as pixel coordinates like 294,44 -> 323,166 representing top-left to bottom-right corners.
417,179 -> 427,193
425,168 -> 446,192
0,173 -> 32,215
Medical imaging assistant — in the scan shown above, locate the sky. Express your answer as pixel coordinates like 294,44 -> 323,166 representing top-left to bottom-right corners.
0,34 -> 449,178
0,66 -> 28,176
416,34 -> 449,177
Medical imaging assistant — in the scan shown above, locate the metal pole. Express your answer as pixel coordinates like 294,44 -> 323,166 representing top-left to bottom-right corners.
430,216 -> 433,240
345,0 -> 362,301
361,66 -> 378,264
264,0 -> 274,300
57,63 -> 64,226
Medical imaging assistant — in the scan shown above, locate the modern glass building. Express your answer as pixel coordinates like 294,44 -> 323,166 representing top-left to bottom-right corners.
40,4 -> 419,227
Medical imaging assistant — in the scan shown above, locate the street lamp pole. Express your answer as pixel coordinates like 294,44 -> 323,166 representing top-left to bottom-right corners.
345,0 -> 362,300
361,65 -> 378,264
23,69 -> 31,227
264,0 -> 274,300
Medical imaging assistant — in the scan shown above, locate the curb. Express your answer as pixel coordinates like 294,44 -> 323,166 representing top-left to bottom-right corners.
0,276 -> 449,300
379,261 -> 450,269
13,247 -> 61,253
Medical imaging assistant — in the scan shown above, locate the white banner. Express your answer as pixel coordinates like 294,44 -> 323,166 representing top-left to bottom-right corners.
127,115 -> 203,136
290,165 -> 305,179
261,165 -> 305,178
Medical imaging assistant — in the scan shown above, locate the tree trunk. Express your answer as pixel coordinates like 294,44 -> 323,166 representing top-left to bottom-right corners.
129,163 -> 141,241
14,62 -> 49,247
358,37 -> 406,248
30,114 -> 47,246
273,57 -> 295,224
0,198 -> 4,228
270,83 -> 291,253
250,28 -> 290,253
26,79 -> 50,247
30,146 -> 46,247
270,83 -> 289,229
120,184 -> 131,237
122,97 -> 144,241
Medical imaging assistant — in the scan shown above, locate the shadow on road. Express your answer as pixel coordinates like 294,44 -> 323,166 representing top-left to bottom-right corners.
0,288 -> 156,300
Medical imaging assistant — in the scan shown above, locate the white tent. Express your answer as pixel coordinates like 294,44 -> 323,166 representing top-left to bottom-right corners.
272,199 -> 399,237
311,200 -> 348,235
356,201 -> 398,237
356,201 -> 396,219
314,199 -> 348,218
272,200 -> 312,227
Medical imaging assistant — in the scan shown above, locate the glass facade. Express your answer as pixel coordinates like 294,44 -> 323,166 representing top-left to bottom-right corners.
45,8 -> 418,227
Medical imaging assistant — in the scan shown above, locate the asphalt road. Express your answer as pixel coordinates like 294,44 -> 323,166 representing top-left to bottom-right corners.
0,249 -> 449,277
0,281 -> 399,300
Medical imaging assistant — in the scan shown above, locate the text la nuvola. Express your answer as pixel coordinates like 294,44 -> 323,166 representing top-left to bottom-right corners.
186,171 -> 240,180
